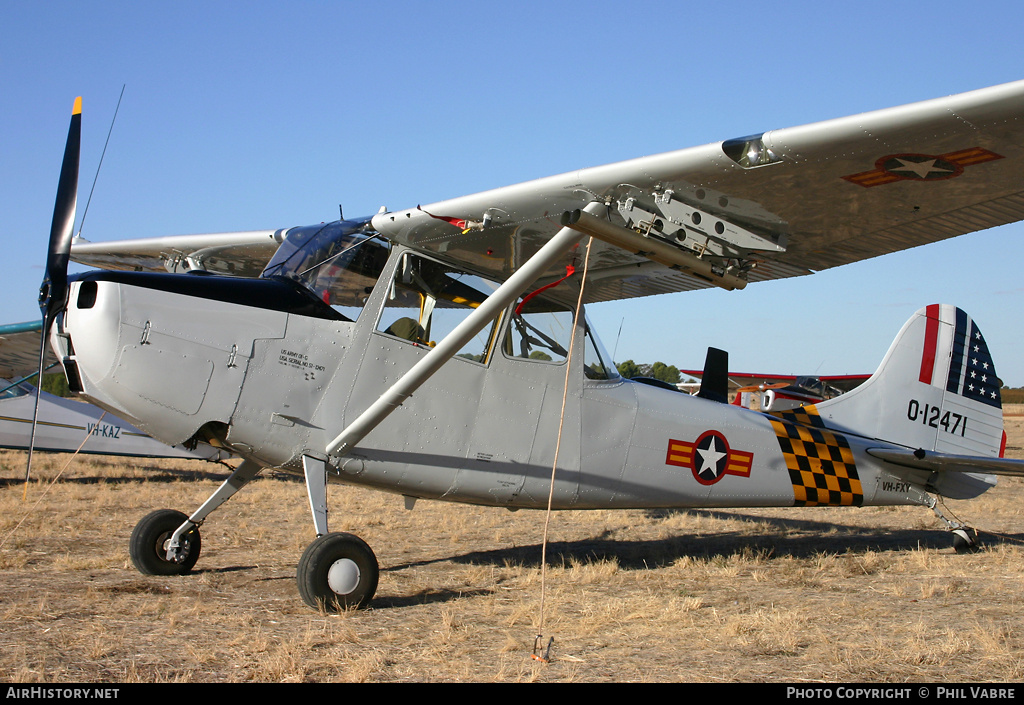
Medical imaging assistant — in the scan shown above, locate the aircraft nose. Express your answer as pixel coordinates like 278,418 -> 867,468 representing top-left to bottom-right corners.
55,279 -> 123,395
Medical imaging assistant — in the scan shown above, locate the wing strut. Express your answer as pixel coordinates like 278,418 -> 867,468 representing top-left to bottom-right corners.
325,201 -> 607,457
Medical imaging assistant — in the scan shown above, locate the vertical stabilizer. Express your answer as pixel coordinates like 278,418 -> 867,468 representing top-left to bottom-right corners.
815,305 -> 1003,458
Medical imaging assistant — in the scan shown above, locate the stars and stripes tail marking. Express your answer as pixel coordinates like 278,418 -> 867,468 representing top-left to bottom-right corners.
918,304 -> 1001,408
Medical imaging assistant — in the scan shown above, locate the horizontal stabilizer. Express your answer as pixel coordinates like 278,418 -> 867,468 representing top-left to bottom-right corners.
867,447 -> 1024,477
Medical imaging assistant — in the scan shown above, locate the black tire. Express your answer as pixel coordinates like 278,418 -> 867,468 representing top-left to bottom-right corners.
297,532 -> 378,611
129,509 -> 201,575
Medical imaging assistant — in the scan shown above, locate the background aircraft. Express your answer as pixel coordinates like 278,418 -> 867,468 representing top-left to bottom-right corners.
0,377 -> 232,461
678,369 -> 872,410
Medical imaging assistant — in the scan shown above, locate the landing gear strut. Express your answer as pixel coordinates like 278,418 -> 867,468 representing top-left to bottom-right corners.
296,455 -> 378,611
128,459 -> 263,576
127,454 -> 382,611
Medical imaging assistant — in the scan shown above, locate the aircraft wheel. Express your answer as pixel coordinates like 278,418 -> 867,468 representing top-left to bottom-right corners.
297,532 -> 378,611
129,509 -> 201,576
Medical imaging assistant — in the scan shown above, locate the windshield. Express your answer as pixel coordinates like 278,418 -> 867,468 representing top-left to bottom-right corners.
584,315 -> 620,380
262,218 -> 391,318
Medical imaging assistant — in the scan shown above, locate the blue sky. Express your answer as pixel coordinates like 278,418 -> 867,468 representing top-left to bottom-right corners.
4,1 -> 1024,384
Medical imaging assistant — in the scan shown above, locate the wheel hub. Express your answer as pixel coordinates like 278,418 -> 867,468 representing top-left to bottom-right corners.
327,558 -> 361,595
159,533 -> 189,563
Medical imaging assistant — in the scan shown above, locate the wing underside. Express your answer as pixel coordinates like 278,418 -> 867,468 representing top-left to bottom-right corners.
70,229 -> 285,277
0,321 -> 53,380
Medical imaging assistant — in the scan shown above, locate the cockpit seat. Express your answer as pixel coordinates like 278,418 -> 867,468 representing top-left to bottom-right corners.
384,317 -> 425,343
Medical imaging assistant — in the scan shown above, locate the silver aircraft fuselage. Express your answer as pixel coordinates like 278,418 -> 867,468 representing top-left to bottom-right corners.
49,235 -> 943,515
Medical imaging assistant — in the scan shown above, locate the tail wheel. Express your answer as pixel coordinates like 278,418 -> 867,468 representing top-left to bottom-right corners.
297,532 -> 378,611
129,509 -> 201,575
952,527 -> 981,554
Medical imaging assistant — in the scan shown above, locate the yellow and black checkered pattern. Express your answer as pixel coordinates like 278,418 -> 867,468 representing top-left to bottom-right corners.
769,405 -> 862,506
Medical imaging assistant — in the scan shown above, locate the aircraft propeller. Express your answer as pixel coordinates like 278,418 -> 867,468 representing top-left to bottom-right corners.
25,97 -> 82,485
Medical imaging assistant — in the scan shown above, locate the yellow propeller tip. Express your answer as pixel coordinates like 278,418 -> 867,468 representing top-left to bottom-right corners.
72,96 -> 82,115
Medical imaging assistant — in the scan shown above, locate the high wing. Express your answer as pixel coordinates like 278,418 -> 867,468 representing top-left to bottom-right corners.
70,229 -> 285,276
62,82 -> 1024,302
367,80 -> 1024,303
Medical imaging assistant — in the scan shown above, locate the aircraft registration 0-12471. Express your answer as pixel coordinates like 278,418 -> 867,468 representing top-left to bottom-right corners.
15,79 -> 1024,611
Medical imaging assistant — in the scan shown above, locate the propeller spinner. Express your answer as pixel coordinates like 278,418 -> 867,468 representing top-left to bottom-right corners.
25,97 -> 82,485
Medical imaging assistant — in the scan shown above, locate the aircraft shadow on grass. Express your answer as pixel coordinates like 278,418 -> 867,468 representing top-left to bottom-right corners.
389,509 -> 1024,573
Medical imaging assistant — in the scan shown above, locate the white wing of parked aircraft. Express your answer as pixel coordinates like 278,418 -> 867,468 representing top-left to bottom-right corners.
70,230 -> 284,276
64,81 -> 1024,302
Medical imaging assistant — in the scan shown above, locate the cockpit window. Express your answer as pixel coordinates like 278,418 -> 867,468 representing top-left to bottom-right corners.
584,320 -> 619,380
261,219 -> 391,320
503,297 -> 572,364
502,297 -> 620,380
376,252 -> 501,363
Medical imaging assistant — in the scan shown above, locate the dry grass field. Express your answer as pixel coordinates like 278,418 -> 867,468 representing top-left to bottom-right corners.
2,414 -> 1024,683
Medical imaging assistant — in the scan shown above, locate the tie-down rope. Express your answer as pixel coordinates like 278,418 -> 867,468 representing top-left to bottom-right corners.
533,236 -> 594,662
1,411 -> 107,549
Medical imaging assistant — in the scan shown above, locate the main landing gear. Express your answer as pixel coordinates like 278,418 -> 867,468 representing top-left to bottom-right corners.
296,532 -> 378,610
127,456 -> 380,611
294,455 -> 379,610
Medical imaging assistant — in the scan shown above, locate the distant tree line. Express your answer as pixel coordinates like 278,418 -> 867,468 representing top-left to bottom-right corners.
1001,387 -> 1024,404
616,360 -> 681,385
41,373 -> 70,397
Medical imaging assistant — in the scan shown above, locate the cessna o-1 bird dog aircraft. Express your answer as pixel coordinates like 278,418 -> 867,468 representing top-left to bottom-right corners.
27,81 -> 1024,611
